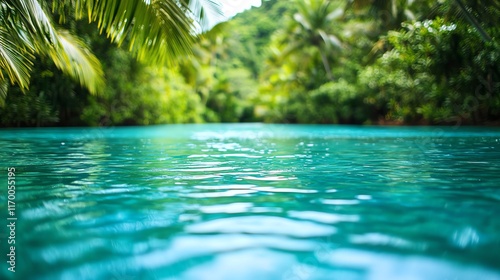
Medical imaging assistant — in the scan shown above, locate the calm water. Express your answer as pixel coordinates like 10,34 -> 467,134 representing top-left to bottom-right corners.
1,124 -> 500,280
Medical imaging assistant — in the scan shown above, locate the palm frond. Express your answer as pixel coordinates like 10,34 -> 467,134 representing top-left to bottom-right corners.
294,13 -> 312,31
326,7 -> 343,21
0,79 -> 8,106
199,21 -> 229,42
0,25 -> 35,91
1,0 -> 220,96
318,30 -> 342,49
69,0 -> 221,65
49,30 -> 104,94
186,0 -> 223,31
1,0 -> 104,94
5,0 -> 59,48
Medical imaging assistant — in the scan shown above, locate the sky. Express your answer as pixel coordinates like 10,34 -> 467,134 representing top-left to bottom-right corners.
218,0 -> 262,18
199,0 -> 262,31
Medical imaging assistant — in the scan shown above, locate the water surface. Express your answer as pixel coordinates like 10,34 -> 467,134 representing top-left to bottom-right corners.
1,124 -> 500,279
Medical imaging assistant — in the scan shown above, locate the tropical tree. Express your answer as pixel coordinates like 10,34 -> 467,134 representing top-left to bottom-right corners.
344,0 -> 424,30
177,23 -> 258,122
282,0 -> 343,81
358,18 -> 500,124
255,0 -> 344,122
0,0 -> 219,104
346,0 -> 499,41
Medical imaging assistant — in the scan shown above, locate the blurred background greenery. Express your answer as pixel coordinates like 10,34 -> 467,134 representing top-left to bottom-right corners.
1,0 -> 498,127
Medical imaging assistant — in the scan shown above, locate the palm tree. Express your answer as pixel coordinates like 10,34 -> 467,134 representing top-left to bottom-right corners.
285,0 -> 343,81
0,0 -> 219,103
344,0 -> 420,30
346,0 -> 498,42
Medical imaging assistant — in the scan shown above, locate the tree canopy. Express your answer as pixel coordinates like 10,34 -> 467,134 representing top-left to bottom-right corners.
0,0 -> 219,100
1,0 -> 498,126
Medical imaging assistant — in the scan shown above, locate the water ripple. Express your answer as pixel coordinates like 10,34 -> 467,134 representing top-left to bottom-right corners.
288,211 -> 360,224
186,216 -> 337,237
2,125 -> 500,279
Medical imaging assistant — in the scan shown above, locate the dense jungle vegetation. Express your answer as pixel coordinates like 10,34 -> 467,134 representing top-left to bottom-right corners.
1,0 -> 499,127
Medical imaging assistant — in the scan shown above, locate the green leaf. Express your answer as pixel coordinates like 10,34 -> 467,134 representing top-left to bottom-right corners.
1,0 -> 104,94
50,31 -> 104,94
69,0 -> 221,65
0,25 -> 35,91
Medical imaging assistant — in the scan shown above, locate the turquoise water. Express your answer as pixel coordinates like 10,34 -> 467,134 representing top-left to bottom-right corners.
1,124 -> 500,280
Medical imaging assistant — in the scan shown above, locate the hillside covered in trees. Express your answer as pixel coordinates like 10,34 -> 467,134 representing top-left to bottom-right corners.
1,0 -> 499,126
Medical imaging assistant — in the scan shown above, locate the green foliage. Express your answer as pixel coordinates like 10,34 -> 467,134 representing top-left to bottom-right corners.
359,18 -> 500,124
344,0 -> 434,32
286,79 -> 369,124
281,0 -> 343,80
0,80 -> 59,127
256,0 -> 357,123
0,89 -> 58,127
204,67 -> 257,122
0,53 -> 90,126
56,0 -> 220,64
2,0 -> 499,127
0,0 -> 218,105
257,1 -> 499,125
227,0 -> 294,79
81,49 -> 205,126
0,0 -> 104,95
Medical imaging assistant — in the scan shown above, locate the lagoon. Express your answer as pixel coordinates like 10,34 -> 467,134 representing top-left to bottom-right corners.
1,124 -> 500,279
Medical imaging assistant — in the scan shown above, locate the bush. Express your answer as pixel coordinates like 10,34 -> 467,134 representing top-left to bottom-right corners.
359,18 -> 500,124
284,79 -> 369,124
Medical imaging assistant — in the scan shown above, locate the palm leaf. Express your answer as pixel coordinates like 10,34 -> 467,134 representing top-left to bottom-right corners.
68,0 -> 221,65
49,31 -> 104,94
4,0 -> 59,48
294,13 -> 312,31
1,0 -> 220,100
1,0 -> 104,95
186,0 -> 222,31
0,25 -> 35,91
0,79 -> 8,106
318,29 -> 342,49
